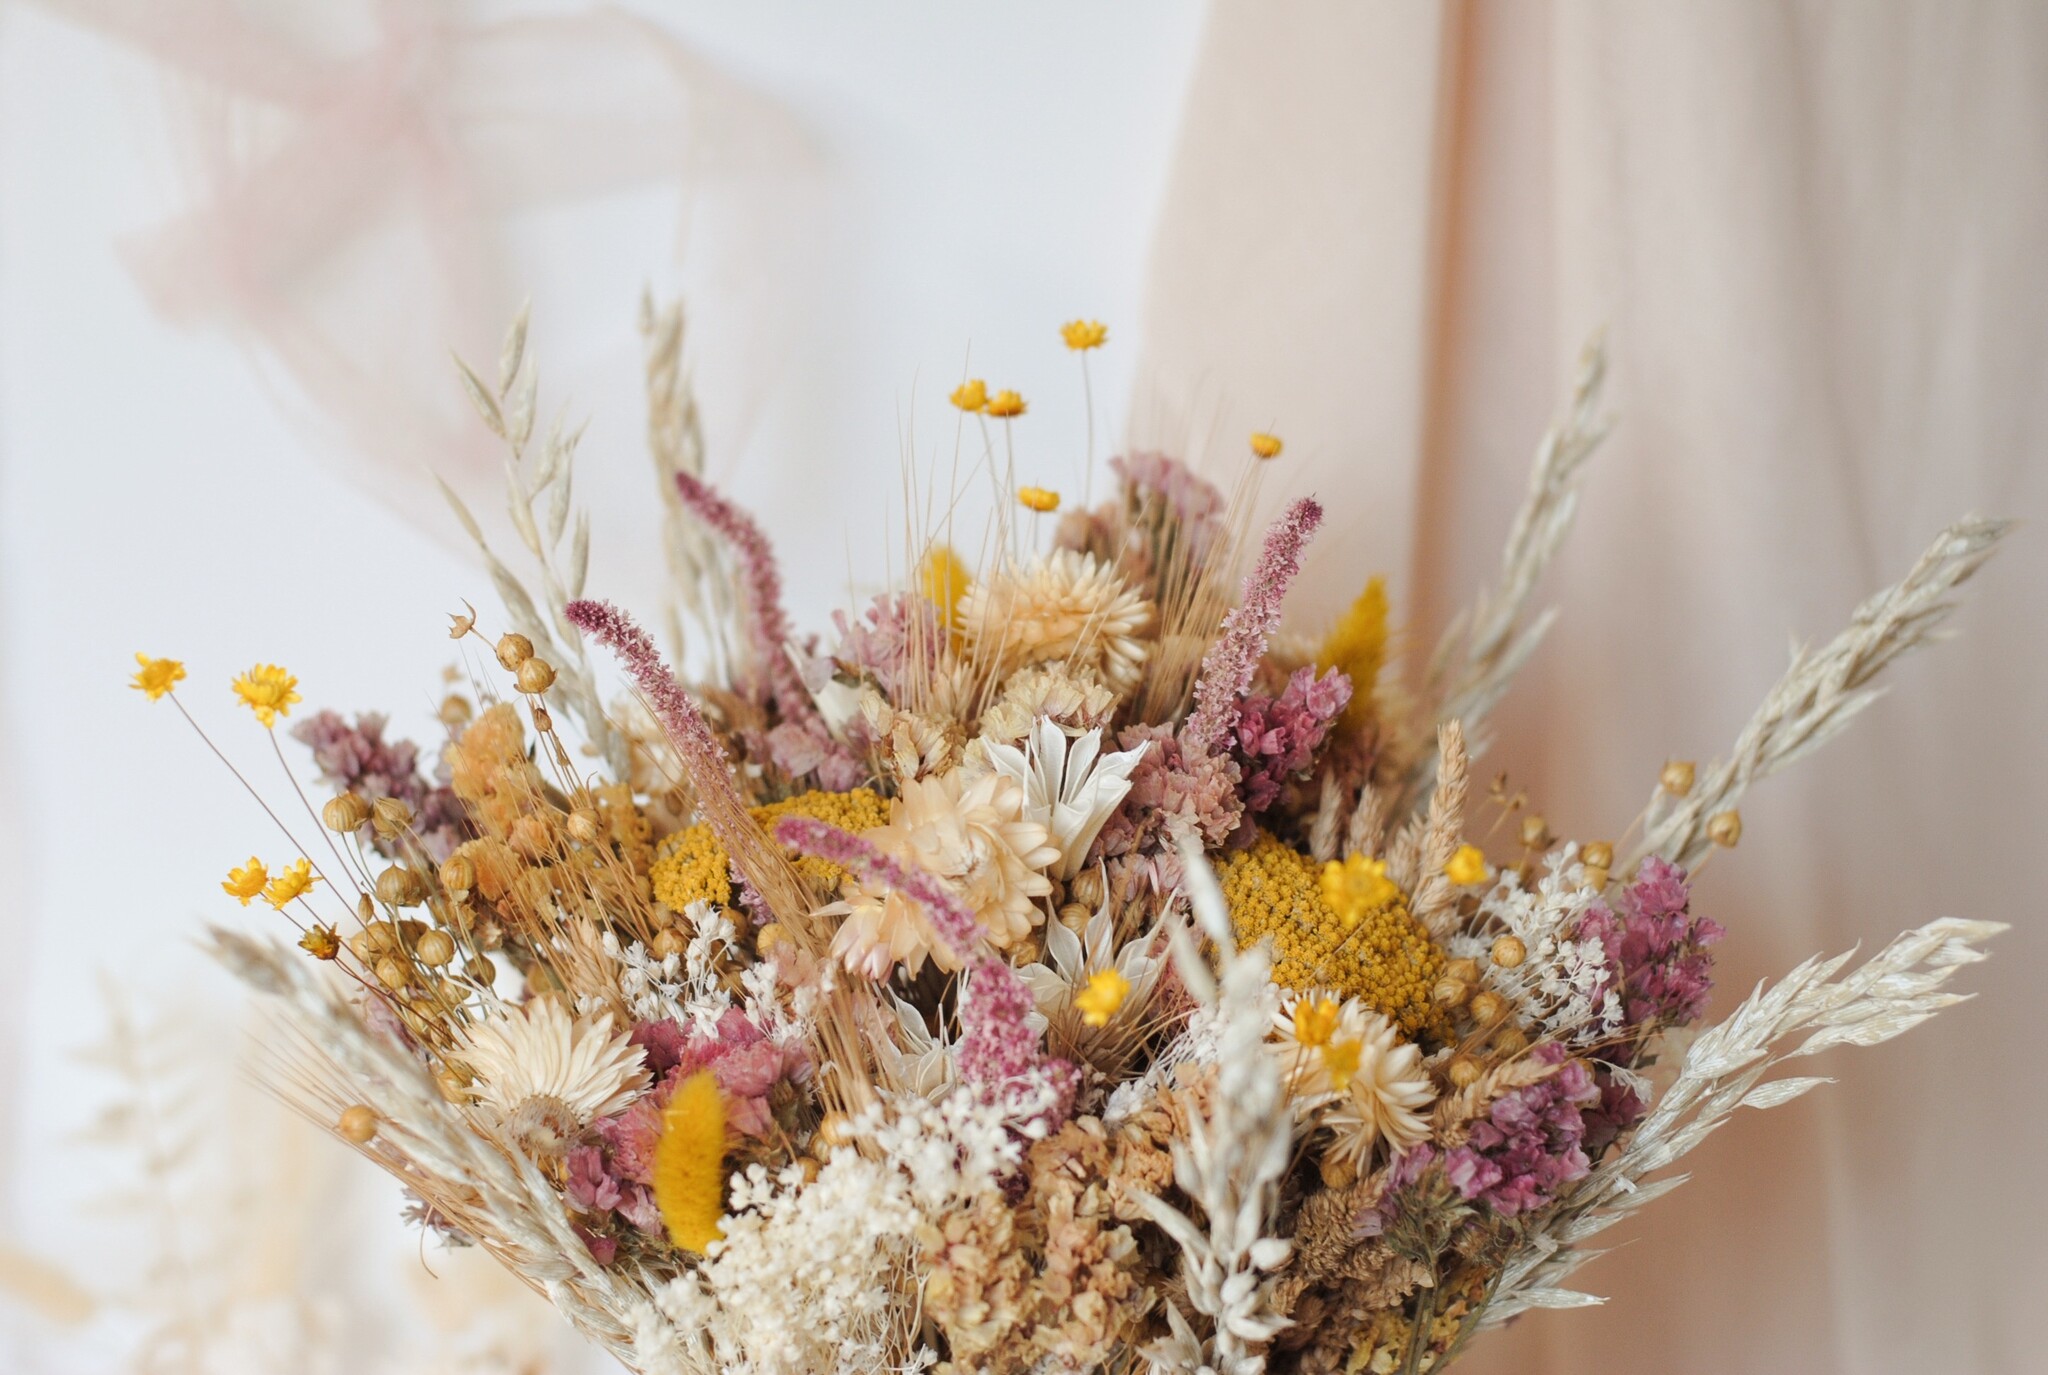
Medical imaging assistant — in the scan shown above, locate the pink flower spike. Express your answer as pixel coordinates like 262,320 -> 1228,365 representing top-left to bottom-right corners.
1182,496 -> 1325,756
771,815 -> 981,963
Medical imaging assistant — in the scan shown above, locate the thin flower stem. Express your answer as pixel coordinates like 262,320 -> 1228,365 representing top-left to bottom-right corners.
169,694 -> 346,897
269,728 -> 362,898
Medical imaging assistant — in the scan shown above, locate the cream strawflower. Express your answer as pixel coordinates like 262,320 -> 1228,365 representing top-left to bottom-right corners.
825,770 -> 1058,978
1270,993 -> 1434,1167
960,549 -> 1152,697
982,715 -> 1149,879
459,999 -> 649,1155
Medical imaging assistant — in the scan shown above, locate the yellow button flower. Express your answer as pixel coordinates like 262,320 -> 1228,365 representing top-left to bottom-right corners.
130,653 -> 186,701
232,663 -> 301,728
222,858 -> 269,906
950,379 -> 989,413
1292,995 -> 1341,1048
1250,432 -> 1283,459
1060,319 -> 1108,351
1444,843 -> 1488,886
1017,486 -> 1061,513
1321,853 -> 1400,927
264,857 -> 318,909
1074,969 -> 1131,1027
1320,1038 -> 1362,1092
985,390 -> 1027,419
920,546 -> 972,630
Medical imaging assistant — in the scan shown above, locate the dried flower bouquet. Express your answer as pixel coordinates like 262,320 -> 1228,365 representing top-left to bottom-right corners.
141,308 -> 2008,1375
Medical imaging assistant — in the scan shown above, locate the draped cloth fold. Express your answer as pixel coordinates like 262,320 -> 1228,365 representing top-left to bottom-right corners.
1135,3 -> 2048,1371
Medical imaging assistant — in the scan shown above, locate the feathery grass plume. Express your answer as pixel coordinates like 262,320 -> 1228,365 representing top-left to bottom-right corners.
1630,517 -> 2011,870
1418,335 -> 1610,775
565,597 -> 814,936
654,1070 -> 727,1254
1183,496 -> 1324,757
1404,721 -> 1470,936
1319,574 -> 1390,736
641,291 -> 740,681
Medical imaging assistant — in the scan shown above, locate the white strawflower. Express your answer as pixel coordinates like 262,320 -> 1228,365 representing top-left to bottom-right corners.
460,999 -> 649,1154
1270,994 -> 1434,1166
960,549 -> 1152,696
981,715 -> 1149,878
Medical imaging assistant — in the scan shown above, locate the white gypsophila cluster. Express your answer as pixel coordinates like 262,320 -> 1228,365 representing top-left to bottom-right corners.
1474,843 -> 1623,1042
599,906 -> 819,1054
636,1086 -> 1037,1375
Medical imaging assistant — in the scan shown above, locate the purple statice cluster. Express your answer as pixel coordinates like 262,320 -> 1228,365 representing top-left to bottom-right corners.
1228,665 -> 1353,814
291,710 -> 469,861
1378,1045 -> 1601,1223
1576,856 -> 1724,1031
1182,497 -> 1324,759
568,1011 -> 810,1262
829,591 -> 943,701
1087,722 -> 1244,895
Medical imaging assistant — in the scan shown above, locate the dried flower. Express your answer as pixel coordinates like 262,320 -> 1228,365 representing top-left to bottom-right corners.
982,717 -> 1149,879
1017,485 -> 1061,513
652,1069 -> 726,1253
298,924 -> 341,960
1231,664 -> 1352,812
262,858 -> 317,909
231,663 -> 301,727
1317,575 -> 1388,735
1445,843 -> 1488,886
986,389 -> 1027,418
460,1000 -> 649,1142
1061,319 -> 1108,350
1183,496 -> 1323,756
221,858 -> 268,906
1249,431 -> 1283,459
950,378 -> 989,413
1075,969 -> 1130,1027
129,653 -> 185,701
960,550 -> 1153,697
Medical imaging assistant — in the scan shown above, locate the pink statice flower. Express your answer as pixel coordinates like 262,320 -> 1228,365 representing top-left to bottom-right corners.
1575,856 -> 1724,1031
1443,1044 -> 1601,1217
957,957 -> 1079,1133
1229,665 -> 1353,813
831,592 -> 942,700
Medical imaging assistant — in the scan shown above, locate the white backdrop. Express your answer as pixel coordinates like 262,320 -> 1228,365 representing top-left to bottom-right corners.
0,4 -> 1206,1369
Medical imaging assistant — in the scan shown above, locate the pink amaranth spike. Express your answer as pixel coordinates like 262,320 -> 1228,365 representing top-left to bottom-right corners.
1182,496 -> 1324,757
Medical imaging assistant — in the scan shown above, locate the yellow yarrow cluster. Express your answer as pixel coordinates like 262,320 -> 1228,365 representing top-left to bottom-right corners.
1219,832 -> 1443,1035
651,788 -> 889,912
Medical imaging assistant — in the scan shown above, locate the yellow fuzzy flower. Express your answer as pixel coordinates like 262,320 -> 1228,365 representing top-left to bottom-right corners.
950,379 -> 989,413
1060,319 -> 1108,351
1444,843 -> 1488,887
1321,854 -> 1400,926
1250,431 -> 1283,459
651,789 -> 890,913
1074,969 -> 1130,1027
1320,1038 -> 1363,1092
264,857 -> 318,909
921,545 -> 972,629
985,390 -> 1027,419
1292,995 -> 1341,1048
232,663 -> 301,728
222,858 -> 269,906
130,653 -> 186,701
1318,575 -> 1389,735
653,1070 -> 726,1254
1017,486 -> 1061,513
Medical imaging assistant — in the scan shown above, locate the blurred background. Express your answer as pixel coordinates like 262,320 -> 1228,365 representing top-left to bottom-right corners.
1,3 -> 2042,1372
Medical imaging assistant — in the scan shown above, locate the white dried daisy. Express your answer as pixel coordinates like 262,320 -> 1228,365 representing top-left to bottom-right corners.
960,549 -> 1153,696
982,715 -> 1149,879
1270,993 -> 1434,1166
824,770 -> 1058,977
460,998 -> 649,1155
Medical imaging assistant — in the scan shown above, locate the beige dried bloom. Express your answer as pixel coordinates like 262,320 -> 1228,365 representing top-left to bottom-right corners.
978,663 -> 1119,743
459,999 -> 648,1154
1271,994 -> 1434,1167
826,770 -> 1058,977
961,550 -> 1153,696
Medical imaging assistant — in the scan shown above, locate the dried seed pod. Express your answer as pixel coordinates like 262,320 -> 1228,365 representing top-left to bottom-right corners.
1068,868 -> 1106,909
566,808 -> 600,844
439,694 -> 474,728
375,866 -> 429,907
465,955 -> 498,987
1661,759 -> 1697,796
1582,864 -> 1610,891
1318,1154 -> 1359,1189
651,927 -> 687,960
1580,841 -> 1615,869
1520,814 -> 1551,849
755,923 -> 787,957
531,703 -> 554,733
495,633 -> 534,670
1443,956 -> 1482,986
1708,808 -> 1743,848
1490,935 -> 1528,969
1446,1055 -> 1482,1088
356,893 -> 378,925
816,1113 -> 853,1150
346,930 -> 378,963
1492,1024 -> 1530,1055
1057,902 -> 1091,933
415,929 -> 456,967
1432,975 -> 1472,1009
371,796 -> 414,840
338,1105 -> 379,1144
515,658 -> 556,694
1468,990 -> 1508,1027
439,853 -> 477,894
322,792 -> 371,834
374,955 -> 410,990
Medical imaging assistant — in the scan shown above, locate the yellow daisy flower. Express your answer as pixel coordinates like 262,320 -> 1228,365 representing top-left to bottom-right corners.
1060,319 -> 1108,351
1074,969 -> 1130,1028
950,379 -> 989,413
1444,843 -> 1489,887
130,653 -> 186,701
1250,432 -> 1283,459
1017,486 -> 1060,513
232,663 -> 301,728
985,390 -> 1027,419
264,857 -> 318,909
1291,995 -> 1341,1048
222,858 -> 269,906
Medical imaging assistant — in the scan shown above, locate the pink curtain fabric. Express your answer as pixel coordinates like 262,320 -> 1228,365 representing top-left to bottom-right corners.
1135,3 -> 2046,1371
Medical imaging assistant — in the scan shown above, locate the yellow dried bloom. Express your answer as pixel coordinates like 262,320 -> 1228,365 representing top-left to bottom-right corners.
130,653 -> 186,701
231,663 -> 301,727
1291,995 -> 1341,1048
651,788 -> 889,912
264,857 -> 318,909
222,857 -> 269,906
1320,1038 -> 1362,1092
1221,833 -> 1443,1035
985,389 -> 1027,419
1249,431 -> 1283,459
950,378 -> 989,413
1017,486 -> 1061,513
299,924 -> 341,960
1074,969 -> 1130,1027
1317,575 -> 1388,734
1060,319 -> 1108,350
1320,853 -> 1400,926
653,1070 -> 726,1253
1444,843 -> 1488,886
921,544 -> 973,631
